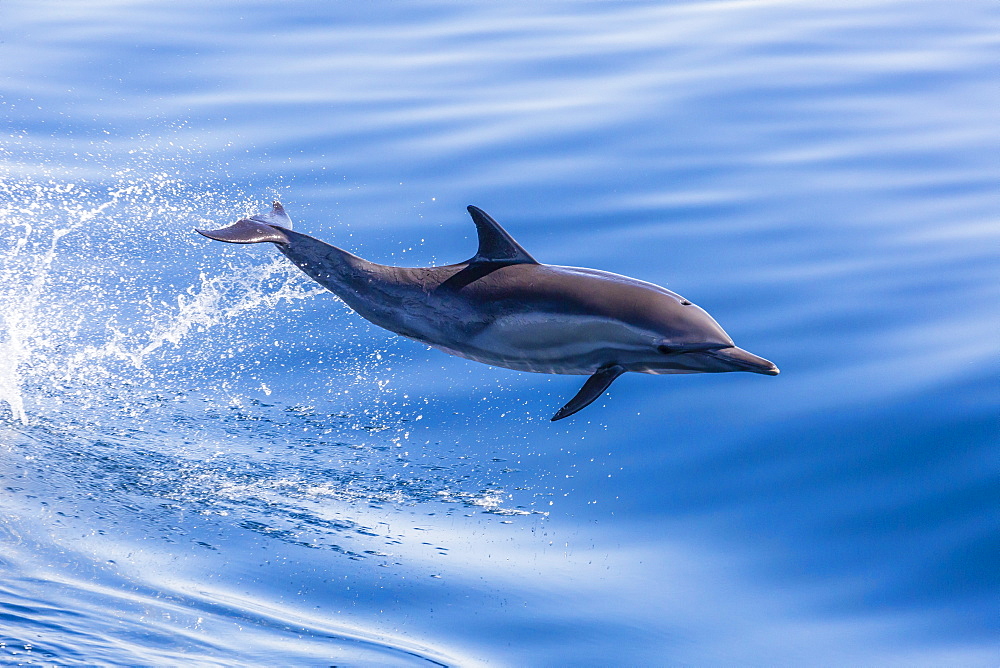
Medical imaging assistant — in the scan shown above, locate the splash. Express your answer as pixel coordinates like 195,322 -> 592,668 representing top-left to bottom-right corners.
58,260 -> 325,381
0,154 -> 318,424
0,136 -> 538,524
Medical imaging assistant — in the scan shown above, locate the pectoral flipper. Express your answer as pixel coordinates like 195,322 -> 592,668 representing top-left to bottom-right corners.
551,364 -> 626,421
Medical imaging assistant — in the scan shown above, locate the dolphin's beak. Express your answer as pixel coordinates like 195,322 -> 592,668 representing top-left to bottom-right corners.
711,346 -> 779,375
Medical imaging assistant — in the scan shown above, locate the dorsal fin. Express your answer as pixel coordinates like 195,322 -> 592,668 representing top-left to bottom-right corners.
467,206 -> 538,265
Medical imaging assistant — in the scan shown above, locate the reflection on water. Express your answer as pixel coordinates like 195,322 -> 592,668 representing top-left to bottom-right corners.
0,534 -> 455,666
2,0 -> 998,664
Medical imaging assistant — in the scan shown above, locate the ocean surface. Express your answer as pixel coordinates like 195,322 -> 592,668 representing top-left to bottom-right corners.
1,1 -> 998,665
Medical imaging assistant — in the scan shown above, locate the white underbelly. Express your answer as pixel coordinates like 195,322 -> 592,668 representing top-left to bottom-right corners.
427,314 -> 654,375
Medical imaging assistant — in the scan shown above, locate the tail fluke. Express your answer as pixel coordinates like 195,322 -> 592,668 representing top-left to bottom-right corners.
196,201 -> 291,245
249,201 -> 292,227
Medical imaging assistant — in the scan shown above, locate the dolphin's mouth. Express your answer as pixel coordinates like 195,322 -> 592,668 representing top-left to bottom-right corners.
709,346 -> 780,375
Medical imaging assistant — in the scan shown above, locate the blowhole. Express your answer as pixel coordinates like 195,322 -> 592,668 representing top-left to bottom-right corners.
680,300 -> 692,306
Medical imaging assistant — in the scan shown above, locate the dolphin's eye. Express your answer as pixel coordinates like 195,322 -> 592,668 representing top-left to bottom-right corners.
657,344 -> 675,355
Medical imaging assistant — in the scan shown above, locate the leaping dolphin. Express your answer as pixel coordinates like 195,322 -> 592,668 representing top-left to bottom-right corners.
197,203 -> 778,421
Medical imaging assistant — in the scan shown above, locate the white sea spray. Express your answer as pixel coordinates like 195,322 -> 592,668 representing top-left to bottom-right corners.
0,149 -> 319,423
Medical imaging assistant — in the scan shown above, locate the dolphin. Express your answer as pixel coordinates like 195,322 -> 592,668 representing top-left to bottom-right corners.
197,203 -> 778,421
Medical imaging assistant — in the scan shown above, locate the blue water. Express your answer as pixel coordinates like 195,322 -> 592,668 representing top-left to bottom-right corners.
2,1 -> 998,665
